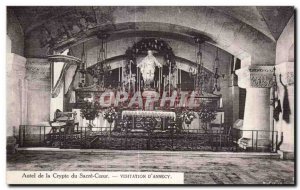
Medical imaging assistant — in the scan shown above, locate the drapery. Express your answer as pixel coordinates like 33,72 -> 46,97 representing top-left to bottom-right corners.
282,86 -> 291,123
49,54 -> 82,98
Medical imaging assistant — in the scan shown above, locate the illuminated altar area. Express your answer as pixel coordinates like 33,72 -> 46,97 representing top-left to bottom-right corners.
43,36 -> 231,150
73,38 -> 222,128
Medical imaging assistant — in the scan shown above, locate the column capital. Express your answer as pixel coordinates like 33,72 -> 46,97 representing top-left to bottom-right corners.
235,65 -> 274,88
275,62 -> 294,86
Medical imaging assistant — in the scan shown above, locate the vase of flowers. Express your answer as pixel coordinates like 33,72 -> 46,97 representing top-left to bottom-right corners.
198,105 -> 217,132
80,101 -> 100,130
80,109 -> 99,121
103,107 -> 118,135
180,111 -> 196,130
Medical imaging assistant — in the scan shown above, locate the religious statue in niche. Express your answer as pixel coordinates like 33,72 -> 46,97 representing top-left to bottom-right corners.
137,50 -> 162,89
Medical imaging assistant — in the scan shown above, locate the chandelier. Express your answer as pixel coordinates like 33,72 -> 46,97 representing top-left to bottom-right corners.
193,37 -> 209,95
190,37 -> 223,110
93,32 -> 111,87
78,43 -> 87,87
212,48 -> 223,93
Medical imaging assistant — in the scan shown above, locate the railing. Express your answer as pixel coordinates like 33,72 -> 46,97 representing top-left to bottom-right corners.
18,125 -> 279,152
19,125 -> 50,147
234,129 -> 279,152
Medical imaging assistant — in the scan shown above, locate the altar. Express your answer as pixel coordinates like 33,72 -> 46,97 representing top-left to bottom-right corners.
122,110 -> 176,120
44,37 -> 227,150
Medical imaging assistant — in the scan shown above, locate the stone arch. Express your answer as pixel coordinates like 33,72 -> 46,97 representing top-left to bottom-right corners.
26,7 -> 276,66
51,21 -> 268,65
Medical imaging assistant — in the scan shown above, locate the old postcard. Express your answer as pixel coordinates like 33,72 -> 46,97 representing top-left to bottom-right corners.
6,6 -> 295,185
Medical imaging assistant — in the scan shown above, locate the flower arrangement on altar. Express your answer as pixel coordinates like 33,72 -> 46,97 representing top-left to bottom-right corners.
198,106 -> 217,123
103,107 -> 118,123
80,100 -> 100,121
80,108 -> 99,121
197,104 -> 217,132
180,110 -> 196,125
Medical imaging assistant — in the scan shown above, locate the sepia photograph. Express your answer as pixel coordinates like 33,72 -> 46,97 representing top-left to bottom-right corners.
6,5 -> 295,185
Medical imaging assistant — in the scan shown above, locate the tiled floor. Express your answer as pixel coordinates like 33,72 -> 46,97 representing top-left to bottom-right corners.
7,150 -> 295,184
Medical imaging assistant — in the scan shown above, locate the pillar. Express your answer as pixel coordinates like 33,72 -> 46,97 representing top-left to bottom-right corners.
26,58 -> 51,125
229,59 -> 239,124
275,62 -> 294,159
235,65 -> 274,148
6,53 -> 27,137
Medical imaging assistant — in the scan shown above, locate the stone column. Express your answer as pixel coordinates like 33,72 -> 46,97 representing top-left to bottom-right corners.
235,65 -> 274,148
275,62 -> 294,159
26,58 -> 51,125
6,53 -> 27,137
229,62 -> 239,124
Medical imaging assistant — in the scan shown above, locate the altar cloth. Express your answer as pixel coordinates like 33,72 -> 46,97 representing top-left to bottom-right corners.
121,110 -> 176,120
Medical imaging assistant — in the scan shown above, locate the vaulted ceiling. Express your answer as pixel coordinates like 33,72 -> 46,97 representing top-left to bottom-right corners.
10,6 -> 294,41
8,6 -> 294,65
211,6 -> 294,41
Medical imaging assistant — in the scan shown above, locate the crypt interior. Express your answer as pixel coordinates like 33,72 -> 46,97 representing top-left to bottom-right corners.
6,6 -> 295,157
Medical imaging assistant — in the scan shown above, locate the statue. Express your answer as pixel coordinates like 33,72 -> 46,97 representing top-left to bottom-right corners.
137,50 -> 162,88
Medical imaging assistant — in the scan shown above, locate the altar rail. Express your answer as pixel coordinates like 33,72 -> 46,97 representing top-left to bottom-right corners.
17,125 -> 279,152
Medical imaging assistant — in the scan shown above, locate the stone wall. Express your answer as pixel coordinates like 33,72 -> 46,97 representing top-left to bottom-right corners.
6,53 -> 27,137
274,15 -> 294,154
7,10 -> 51,138
26,59 -> 51,125
276,15 -> 295,65
6,9 -> 25,137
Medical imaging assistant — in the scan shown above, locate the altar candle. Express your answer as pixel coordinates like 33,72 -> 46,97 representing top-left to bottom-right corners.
219,97 -> 223,108
179,69 -> 182,89
158,68 -> 161,93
